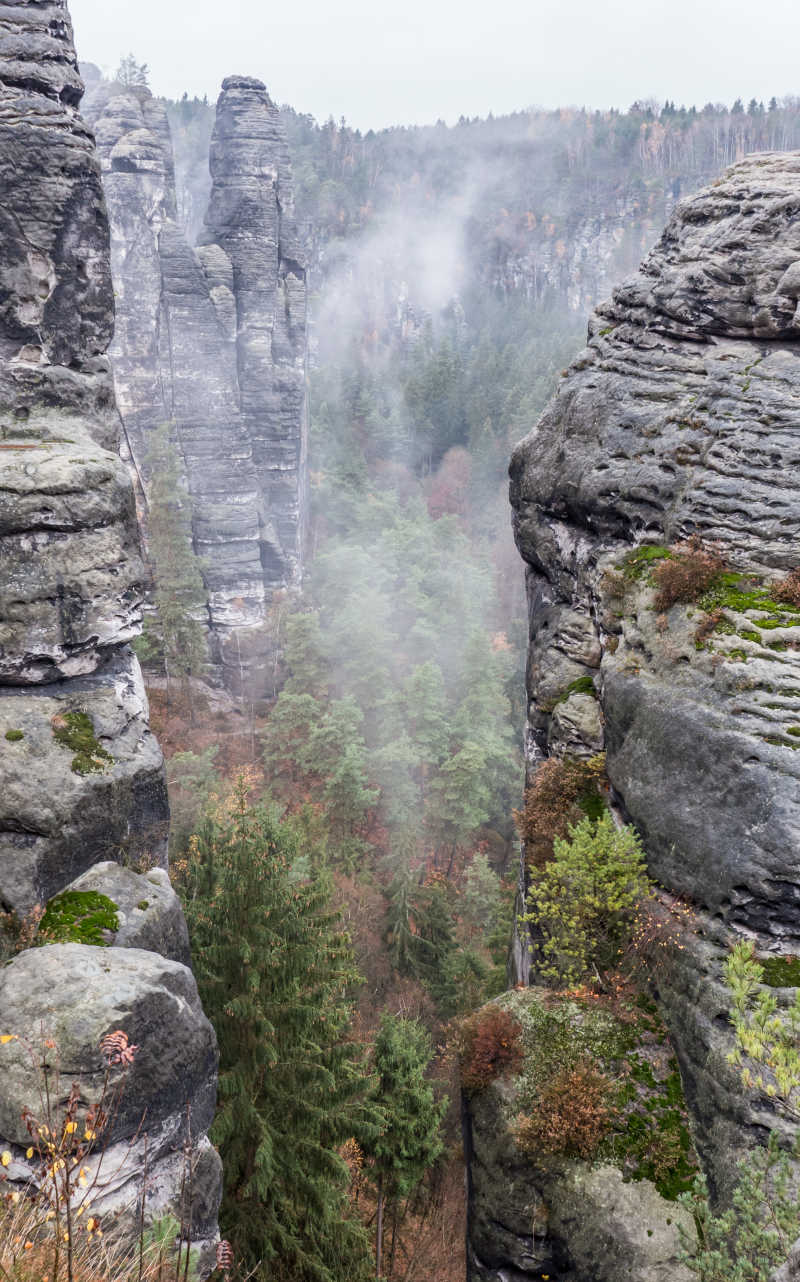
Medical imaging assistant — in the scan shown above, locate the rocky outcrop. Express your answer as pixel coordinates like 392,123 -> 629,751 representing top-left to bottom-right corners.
65,861 -> 191,964
0,945 -> 221,1255
464,990 -> 696,1282
0,1 -> 219,1257
84,75 -> 308,697
506,151 -> 800,1244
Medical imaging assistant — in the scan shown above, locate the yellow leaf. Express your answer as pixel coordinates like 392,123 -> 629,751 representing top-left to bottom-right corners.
26,1148 -> 33,1159
1,1152 -> 11,1167
64,1121 -> 77,1135
0,1035 -> 16,1044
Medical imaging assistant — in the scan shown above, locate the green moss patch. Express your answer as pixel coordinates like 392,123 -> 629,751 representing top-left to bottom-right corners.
4,729 -> 24,742
619,544 -> 672,582
758,955 -> 800,988
499,988 -> 697,1200
39,890 -> 119,946
556,676 -> 597,705
51,712 -> 113,775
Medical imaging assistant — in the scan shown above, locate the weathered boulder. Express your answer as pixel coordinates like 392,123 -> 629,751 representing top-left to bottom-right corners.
0,943 -> 216,1144
64,861 -> 190,965
508,152 -> 800,1202
0,650 -> 168,914
0,944 -> 220,1248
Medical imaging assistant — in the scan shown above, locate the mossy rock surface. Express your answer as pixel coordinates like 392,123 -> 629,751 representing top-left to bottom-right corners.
39,889 -> 119,946
465,988 -> 697,1280
51,711 -> 113,775
556,675 -> 597,704
619,544 -> 672,582
4,729 -> 23,742
758,955 -> 800,988
498,987 -> 698,1200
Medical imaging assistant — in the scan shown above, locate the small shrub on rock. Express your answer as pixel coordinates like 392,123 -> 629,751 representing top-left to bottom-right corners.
652,536 -> 725,611
515,753 -> 607,868
458,1004 -> 524,1094
515,1059 -> 612,1159
776,567 -> 800,609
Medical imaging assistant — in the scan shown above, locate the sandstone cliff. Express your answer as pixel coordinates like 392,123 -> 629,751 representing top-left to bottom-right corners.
0,0 -> 219,1256
84,76 -> 308,697
488,153 -> 800,1279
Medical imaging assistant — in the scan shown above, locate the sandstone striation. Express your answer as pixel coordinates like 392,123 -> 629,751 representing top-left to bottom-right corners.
500,153 -> 800,1274
85,74 -> 308,696
0,1 -> 219,1257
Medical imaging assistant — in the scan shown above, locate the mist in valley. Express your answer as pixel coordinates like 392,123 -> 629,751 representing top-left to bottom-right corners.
55,17 -> 800,1280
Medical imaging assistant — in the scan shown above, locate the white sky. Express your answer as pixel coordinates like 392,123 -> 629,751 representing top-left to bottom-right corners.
69,0 -> 800,131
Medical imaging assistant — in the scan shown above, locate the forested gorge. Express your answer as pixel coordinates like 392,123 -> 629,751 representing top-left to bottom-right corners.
5,28 -> 800,1280
120,87 -> 800,1281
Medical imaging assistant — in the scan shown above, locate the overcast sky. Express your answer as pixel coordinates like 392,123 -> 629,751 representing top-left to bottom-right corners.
69,0 -> 800,131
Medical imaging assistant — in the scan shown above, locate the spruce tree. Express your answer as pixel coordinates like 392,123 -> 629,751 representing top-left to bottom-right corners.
182,783 -> 380,1282
363,1014 -> 447,1279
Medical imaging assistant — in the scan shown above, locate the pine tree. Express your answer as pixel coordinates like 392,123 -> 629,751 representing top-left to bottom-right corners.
363,1014 -> 447,1278
114,53 -> 150,88
384,864 -> 419,976
182,784 -> 380,1281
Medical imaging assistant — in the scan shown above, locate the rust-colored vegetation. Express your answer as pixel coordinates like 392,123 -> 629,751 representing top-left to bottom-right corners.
457,1005 -> 524,1095
652,536 -> 725,611
514,753 -> 607,868
515,1059 -> 613,1160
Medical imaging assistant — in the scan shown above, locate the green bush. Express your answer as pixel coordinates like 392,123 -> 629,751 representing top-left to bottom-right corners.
520,812 -> 650,986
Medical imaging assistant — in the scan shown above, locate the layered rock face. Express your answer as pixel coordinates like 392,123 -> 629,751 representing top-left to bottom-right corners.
0,2 -> 167,909
490,153 -> 800,1277
85,75 -> 308,696
0,1 -> 219,1256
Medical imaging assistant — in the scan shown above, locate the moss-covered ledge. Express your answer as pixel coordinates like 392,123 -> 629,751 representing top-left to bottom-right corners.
463,988 -> 697,1282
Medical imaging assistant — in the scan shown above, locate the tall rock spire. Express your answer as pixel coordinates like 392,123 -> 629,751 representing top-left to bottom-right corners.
86,74 -> 308,697
202,75 -> 308,596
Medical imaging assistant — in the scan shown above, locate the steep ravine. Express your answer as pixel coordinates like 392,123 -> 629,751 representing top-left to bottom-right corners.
466,152 -> 800,1280
0,0 -> 220,1259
